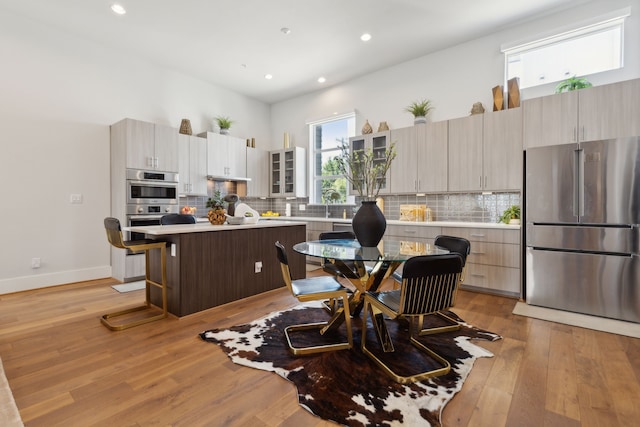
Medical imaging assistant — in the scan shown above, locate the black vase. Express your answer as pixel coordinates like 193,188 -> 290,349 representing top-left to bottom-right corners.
352,201 -> 386,247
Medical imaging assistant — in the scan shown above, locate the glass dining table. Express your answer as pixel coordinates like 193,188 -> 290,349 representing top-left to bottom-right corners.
293,238 -> 449,316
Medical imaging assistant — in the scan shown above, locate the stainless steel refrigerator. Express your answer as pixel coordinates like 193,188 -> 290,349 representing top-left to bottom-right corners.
525,137 -> 640,323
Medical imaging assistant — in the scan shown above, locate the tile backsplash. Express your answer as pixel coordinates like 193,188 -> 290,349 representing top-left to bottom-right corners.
181,183 -> 520,224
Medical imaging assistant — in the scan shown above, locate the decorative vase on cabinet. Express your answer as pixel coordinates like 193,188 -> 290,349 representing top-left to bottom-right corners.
352,201 -> 386,247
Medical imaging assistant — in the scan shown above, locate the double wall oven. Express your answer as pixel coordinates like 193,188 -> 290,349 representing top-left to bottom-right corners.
125,169 -> 179,251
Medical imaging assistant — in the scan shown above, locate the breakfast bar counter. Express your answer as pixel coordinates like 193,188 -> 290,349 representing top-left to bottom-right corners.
127,221 -> 306,316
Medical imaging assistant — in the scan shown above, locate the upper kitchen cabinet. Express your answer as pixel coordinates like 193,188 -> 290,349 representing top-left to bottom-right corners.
112,118 -> 179,172
270,147 -> 306,198
578,78 -> 640,141
483,108 -> 523,191
448,114 -> 483,192
246,147 -> 269,197
178,134 -> 208,196
522,91 -> 578,149
349,130 -> 392,195
523,78 -> 640,148
206,132 -> 247,179
390,122 -> 448,193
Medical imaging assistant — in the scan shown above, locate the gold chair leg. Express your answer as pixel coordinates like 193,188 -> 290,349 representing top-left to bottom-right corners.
417,312 -> 461,336
361,300 -> 452,384
101,245 -> 168,331
285,291 -> 352,355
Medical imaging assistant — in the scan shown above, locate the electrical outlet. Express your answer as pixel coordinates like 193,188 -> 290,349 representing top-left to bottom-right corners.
299,204 -> 306,211
31,257 -> 41,269
254,261 -> 263,273
70,193 -> 83,204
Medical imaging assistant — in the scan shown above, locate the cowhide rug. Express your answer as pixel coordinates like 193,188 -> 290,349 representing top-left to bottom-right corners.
200,301 -> 500,427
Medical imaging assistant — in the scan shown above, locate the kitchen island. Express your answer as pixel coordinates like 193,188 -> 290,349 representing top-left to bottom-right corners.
127,221 -> 306,316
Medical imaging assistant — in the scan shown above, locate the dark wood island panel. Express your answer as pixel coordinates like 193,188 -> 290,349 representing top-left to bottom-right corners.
147,224 -> 306,316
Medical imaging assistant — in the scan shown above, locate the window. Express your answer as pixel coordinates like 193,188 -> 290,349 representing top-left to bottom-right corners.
503,12 -> 627,90
308,113 -> 355,204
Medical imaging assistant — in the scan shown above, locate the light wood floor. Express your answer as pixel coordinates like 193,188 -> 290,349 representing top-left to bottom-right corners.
1,273 -> 639,427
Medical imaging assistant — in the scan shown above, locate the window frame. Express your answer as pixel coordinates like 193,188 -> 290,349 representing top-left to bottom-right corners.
502,10 -> 628,91
306,112 -> 356,206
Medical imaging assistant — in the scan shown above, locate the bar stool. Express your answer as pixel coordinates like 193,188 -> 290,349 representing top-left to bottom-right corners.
102,217 -> 168,330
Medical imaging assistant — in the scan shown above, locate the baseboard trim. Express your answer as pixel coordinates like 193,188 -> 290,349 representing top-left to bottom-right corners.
513,301 -> 640,339
0,266 -> 112,295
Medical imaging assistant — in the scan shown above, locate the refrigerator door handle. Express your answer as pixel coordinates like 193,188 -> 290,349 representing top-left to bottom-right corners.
573,148 -> 584,218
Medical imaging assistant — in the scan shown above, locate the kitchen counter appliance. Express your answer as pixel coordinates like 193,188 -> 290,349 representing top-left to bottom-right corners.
525,137 -> 640,323
126,169 -> 179,205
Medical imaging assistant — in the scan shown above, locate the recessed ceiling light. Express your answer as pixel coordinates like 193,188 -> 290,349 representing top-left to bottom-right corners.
111,4 -> 126,15
360,33 -> 372,42
280,27 -> 291,35
317,77 -> 326,83
265,74 -> 273,80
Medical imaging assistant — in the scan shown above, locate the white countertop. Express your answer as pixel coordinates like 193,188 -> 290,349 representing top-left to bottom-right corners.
260,216 -> 520,230
126,220 -> 304,236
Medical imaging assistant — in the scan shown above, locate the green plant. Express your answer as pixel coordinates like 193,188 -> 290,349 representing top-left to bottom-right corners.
206,190 -> 226,209
335,141 -> 397,200
214,116 -> 234,130
404,99 -> 433,117
555,76 -> 593,93
499,205 -> 521,224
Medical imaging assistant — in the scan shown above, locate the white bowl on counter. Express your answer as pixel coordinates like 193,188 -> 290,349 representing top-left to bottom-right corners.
226,216 -> 246,225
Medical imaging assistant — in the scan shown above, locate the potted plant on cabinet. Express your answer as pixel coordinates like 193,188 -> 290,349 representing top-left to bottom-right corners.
206,190 -> 227,225
404,99 -> 433,124
335,141 -> 396,246
214,116 -> 234,135
499,205 -> 521,225
555,76 -> 592,93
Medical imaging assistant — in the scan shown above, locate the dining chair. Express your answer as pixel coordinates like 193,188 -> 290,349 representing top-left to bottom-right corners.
275,241 -> 353,355
361,253 -> 464,384
318,231 -> 363,280
102,217 -> 168,330
160,213 -> 196,225
392,235 -> 470,335
392,234 -> 470,284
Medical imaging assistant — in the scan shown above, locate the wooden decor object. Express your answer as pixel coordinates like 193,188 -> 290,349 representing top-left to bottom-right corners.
362,120 -> 373,134
507,78 -> 520,109
492,85 -> 504,111
179,119 -> 192,135
378,121 -> 389,132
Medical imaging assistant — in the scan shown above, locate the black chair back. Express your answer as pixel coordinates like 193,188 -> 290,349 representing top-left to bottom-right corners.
434,235 -> 470,265
319,231 -> 355,241
104,217 -> 126,249
160,213 -> 196,225
399,253 -> 463,315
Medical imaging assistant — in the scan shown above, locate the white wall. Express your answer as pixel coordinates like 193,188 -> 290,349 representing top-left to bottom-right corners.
0,9 -> 272,293
269,0 -> 640,151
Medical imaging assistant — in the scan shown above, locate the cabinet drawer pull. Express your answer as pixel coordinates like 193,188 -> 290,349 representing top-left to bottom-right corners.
471,273 -> 485,277
403,230 -> 416,234
470,233 -> 485,237
471,252 -> 485,255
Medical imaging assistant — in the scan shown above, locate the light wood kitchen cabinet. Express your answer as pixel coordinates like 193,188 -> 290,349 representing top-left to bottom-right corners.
442,226 -> 521,297
390,122 -> 448,193
246,147 -> 269,197
178,134 -> 208,196
483,108 -> 523,191
349,130 -> 392,195
270,147 -> 307,197
115,118 -> 179,172
206,132 -> 247,179
447,114 -> 483,191
384,223 -> 442,243
523,78 -> 640,148
578,78 -> 640,141
522,91 -> 578,149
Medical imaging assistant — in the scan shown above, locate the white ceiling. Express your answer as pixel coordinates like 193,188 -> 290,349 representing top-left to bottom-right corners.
2,0 -> 589,104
